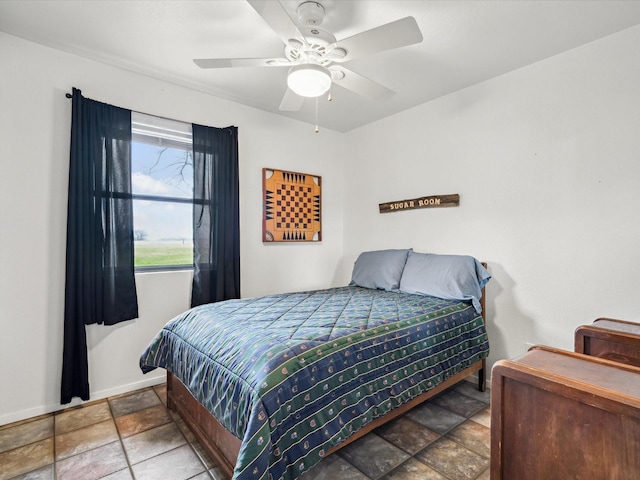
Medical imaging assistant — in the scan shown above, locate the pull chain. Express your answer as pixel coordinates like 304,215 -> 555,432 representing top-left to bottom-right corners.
315,97 -> 319,133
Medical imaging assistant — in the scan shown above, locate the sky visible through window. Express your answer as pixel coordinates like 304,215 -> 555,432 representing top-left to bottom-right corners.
132,141 -> 193,267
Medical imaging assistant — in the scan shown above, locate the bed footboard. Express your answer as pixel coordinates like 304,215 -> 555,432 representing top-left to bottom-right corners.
166,357 -> 485,477
167,373 -> 240,478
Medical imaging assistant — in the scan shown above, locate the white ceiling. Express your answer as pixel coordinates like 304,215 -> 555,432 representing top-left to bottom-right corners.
2,0 -> 640,132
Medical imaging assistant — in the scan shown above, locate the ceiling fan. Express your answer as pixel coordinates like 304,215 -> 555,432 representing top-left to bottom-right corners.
193,0 -> 423,111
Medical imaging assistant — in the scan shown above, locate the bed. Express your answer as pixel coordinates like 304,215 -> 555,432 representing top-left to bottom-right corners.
140,250 -> 491,480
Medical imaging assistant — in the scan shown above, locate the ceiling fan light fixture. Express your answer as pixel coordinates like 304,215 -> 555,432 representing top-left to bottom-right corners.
287,64 -> 331,97
297,1 -> 325,26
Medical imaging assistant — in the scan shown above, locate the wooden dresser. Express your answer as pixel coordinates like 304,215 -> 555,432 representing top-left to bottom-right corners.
575,317 -> 640,367
490,345 -> 640,480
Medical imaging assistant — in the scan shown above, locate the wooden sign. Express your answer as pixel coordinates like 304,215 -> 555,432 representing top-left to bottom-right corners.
379,194 -> 459,213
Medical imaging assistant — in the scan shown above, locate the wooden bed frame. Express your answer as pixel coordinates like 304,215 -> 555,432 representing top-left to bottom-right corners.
168,359 -> 486,477
166,281 -> 488,478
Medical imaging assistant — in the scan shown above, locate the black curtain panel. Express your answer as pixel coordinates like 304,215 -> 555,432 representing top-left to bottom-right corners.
191,124 -> 240,307
61,88 -> 138,404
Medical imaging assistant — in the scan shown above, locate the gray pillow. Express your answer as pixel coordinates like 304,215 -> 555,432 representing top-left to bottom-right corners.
350,249 -> 412,291
399,251 -> 491,313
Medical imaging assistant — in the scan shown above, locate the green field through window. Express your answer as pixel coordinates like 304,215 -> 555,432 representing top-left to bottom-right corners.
134,241 -> 193,267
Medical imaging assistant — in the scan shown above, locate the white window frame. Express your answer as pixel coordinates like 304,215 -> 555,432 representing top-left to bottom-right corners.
131,112 -> 194,272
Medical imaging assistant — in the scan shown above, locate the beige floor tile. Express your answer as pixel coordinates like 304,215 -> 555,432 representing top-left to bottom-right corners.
475,467 -> 491,480
0,380 -> 491,480
416,437 -> 489,480
0,438 -> 54,480
6,464 -> 54,480
122,422 -> 187,465
115,404 -> 172,438
406,402 -> 466,434
55,441 -> 128,480
470,406 -> 490,428
376,416 -> 440,455
339,433 -> 410,479
130,444 -> 206,480
0,414 -> 52,431
153,384 -> 168,406
0,416 -> 53,454
55,419 -> 119,460
209,464 -> 231,480
55,401 -> 112,435
109,389 -> 162,418
172,413 -> 196,442
453,382 -> 491,404
191,437 -> 217,469
380,458 -> 448,480
301,454 -> 369,480
100,468 -> 134,480
433,389 -> 487,418
446,420 -> 490,457
190,473 -> 214,480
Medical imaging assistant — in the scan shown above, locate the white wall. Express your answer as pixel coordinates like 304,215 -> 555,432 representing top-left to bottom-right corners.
0,32 -> 346,425
3,23 -> 640,426
341,25 -> 640,372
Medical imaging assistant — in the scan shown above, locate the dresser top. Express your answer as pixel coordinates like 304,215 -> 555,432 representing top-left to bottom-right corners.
513,346 -> 640,402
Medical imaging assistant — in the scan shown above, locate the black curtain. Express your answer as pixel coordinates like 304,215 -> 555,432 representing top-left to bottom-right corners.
191,124 -> 240,307
62,88 -> 138,404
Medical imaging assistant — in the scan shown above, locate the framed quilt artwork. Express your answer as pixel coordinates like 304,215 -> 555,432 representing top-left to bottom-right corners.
262,168 -> 321,242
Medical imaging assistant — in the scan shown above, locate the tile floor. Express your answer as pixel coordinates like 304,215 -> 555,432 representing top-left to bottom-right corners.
0,380 -> 490,480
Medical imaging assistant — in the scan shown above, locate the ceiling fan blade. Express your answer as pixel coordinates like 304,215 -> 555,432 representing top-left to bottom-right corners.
193,58 -> 289,68
247,0 -> 306,46
332,16 -> 423,62
330,65 -> 394,100
279,88 -> 304,111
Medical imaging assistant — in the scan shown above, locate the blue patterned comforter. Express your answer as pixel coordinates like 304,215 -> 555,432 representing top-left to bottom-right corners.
140,286 -> 489,480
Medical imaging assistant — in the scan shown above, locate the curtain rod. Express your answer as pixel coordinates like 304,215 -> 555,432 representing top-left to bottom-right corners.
64,91 -> 185,124
64,91 -> 237,132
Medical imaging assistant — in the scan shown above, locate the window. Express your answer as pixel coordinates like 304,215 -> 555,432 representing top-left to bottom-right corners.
131,112 -> 193,270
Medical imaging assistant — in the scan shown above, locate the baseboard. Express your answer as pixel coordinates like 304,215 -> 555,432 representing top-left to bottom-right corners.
464,369 -> 492,386
3,368 -> 490,427
0,373 -> 166,427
